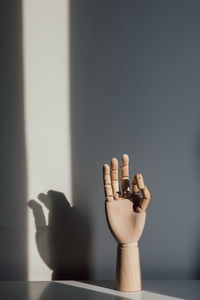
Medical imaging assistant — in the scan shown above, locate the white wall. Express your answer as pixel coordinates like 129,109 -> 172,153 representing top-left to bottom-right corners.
23,0 -> 71,280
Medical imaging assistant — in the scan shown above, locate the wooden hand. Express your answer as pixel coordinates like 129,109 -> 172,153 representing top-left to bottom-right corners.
103,154 -> 151,291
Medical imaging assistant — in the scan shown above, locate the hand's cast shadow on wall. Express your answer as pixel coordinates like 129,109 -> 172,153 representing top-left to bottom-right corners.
28,190 -> 91,280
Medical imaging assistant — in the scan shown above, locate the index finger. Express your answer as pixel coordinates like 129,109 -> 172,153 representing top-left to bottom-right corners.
135,174 -> 151,212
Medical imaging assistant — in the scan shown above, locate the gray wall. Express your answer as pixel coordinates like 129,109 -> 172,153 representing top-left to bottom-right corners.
0,0 -> 27,280
70,0 -> 200,279
1,0 -> 200,281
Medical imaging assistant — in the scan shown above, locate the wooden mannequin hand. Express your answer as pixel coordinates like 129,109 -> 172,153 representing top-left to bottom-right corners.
103,154 -> 151,244
103,154 -> 151,291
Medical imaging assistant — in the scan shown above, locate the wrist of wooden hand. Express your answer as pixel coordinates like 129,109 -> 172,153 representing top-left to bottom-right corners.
115,242 -> 142,292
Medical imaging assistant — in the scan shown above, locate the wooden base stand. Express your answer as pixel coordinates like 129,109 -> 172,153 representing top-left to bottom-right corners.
115,242 -> 142,292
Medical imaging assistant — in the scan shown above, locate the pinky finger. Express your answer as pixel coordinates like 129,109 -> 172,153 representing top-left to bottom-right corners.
103,164 -> 113,202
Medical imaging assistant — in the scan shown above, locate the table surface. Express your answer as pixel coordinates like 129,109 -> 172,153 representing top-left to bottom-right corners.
0,280 -> 199,300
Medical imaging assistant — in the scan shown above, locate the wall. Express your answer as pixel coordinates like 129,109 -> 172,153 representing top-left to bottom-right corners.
23,0 -> 72,280
70,0 -> 200,279
0,0 -> 27,280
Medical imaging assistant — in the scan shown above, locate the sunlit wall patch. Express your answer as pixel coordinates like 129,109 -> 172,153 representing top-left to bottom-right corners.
22,0 -> 72,280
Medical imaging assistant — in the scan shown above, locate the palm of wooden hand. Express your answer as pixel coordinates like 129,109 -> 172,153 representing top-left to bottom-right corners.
103,154 -> 151,244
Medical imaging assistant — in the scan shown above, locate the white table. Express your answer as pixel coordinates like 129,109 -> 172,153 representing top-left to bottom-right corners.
0,280 -> 199,300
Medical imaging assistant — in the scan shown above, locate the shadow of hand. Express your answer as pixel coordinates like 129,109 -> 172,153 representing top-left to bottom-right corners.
28,190 -> 90,280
